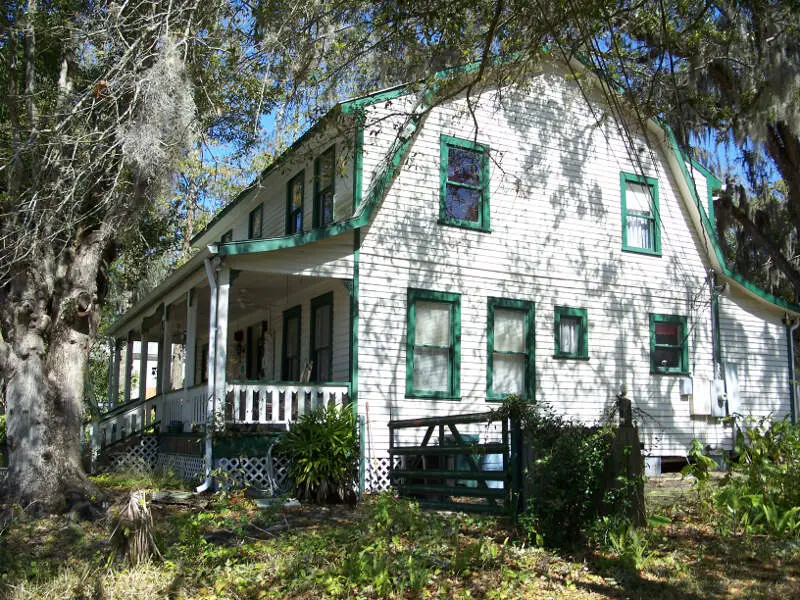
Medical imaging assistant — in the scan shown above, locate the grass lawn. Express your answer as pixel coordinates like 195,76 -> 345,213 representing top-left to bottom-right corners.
1,472 -> 799,599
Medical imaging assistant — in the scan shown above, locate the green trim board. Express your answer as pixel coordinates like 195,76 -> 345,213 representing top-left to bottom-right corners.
439,135 -> 491,231
281,305 -> 302,381
554,306 -> 588,359
621,172 -> 661,256
310,291 -> 334,383
406,288 -> 461,400
286,170 -> 305,235
349,229 -> 360,417
313,145 -> 336,228
248,205 -> 263,239
486,298 -> 535,401
649,313 -> 689,375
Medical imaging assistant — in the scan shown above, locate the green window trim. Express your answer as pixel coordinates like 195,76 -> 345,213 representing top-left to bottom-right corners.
313,145 -> 336,229
486,297 -> 535,402
405,288 -> 461,400
310,291 -> 334,383
621,172 -> 661,256
286,170 -> 305,235
248,205 -> 263,239
649,313 -> 689,375
281,305 -> 302,381
439,135 -> 491,232
554,306 -> 589,359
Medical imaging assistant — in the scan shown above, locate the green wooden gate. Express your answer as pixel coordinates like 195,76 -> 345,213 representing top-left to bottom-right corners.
388,412 -> 522,515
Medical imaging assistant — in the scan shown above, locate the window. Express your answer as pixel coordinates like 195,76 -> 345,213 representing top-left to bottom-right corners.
286,171 -> 304,234
621,172 -> 660,255
310,292 -> 334,382
649,314 -> 688,374
314,146 -> 335,228
220,229 -> 233,244
487,298 -> 535,401
439,135 -> 490,231
282,305 -> 302,380
554,306 -> 588,359
406,289 -> 460,399
248,205 -> 263,239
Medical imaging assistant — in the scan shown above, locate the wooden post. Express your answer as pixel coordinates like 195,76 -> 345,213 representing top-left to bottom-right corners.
137,332 -> 148,402
214,266 -> 231,428
185,289 -> 197,389
161,304 -> 171,398
110,338 -> 122,408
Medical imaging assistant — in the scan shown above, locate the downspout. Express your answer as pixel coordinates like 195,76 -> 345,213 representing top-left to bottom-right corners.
709,271 -> 723,378
783,313 -> 799,424
196,251 -> 220,492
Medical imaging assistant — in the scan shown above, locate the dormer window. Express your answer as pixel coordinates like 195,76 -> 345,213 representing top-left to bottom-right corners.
621,172 -> 660,255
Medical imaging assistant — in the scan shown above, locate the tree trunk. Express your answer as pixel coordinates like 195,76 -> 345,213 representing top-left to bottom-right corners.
1,229 -> 113,513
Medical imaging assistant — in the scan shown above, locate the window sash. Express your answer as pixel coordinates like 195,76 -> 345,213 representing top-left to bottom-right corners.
407,290 -> 460,399
554,307 -> 588,359
248,205 -> 263,239
314,146 -> 335,228
650,314 -> 687,373
440,135 -> 489,230
487,298 -> 533,401
622,173 -> 660,254
287,172 -> 304,234
310,293 -> 333,383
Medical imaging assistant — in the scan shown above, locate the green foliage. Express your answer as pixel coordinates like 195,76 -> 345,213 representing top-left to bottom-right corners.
511,400 -> 631,548
681,439 -> 718,515
277,403 -> 358,503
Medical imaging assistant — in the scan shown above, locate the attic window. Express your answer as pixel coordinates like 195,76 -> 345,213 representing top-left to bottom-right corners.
248,205 -> 263,239
286,171 -> 304,234
649,314 -> 688,374
621,173 -> 660,255
314,146 -> 335,228
439,135 -> 490,232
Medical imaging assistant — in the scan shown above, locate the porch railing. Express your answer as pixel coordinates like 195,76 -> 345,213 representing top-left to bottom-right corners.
226,381 -> 351,427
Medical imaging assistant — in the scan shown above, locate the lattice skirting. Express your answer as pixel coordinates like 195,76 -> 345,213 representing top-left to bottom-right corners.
98,436 -> 159,474
214,456 -> 291,493
156,454 -> 206,482
364,457 -> 399,493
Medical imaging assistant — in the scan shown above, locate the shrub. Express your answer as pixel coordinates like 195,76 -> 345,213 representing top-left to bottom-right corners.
277,403 -> 358,503
495,397 -> 634,548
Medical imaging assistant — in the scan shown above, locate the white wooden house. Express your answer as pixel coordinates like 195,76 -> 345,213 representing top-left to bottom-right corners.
93,58 -> 800,486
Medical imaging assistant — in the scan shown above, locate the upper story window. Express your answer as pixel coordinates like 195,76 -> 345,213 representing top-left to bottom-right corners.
649,313 -> 688,374
248,205 -> 263,239
406,289 -> 461,399
439,135 -> 490,232
487,298 -> 535,401
554,306 -> 588,359
286,171 -> 304,234
314,146 -> 335,228
621,172 -> 660,255
220,229 -> 233,244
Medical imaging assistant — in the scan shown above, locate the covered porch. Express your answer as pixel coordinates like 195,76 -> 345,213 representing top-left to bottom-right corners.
94,243 -> 355,452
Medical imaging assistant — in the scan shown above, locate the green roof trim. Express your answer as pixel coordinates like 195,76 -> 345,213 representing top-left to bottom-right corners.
661,123 -> 800,313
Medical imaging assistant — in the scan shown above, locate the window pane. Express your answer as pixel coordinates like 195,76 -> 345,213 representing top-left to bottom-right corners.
416,301 -> 450,346
447,147 -> 481,186
414,347 -> 450,391
493,354 -> 525,395
315,304 -> 331,347
316,348 -> 331,381
626,215 -> 652,249
494,309 -> 525,352
626,181 -> 652,213
320,189 -> 334,225
291,178 -> 303,211
286,318 -> 299,356
291,211 -> 302,233
250,207 -> 262,238
655,323 -> 679,345
560,316 -> 581,354
320,149 -> 334,189
654,347 -> 680,368
445,185 -> 481,222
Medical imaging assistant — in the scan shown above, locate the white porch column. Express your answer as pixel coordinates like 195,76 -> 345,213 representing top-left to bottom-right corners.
138,330 -> 148,402
185,289 -> 198,389
109,338 -> 121,408
213,266 -> 231,426
123,331 -> 134,405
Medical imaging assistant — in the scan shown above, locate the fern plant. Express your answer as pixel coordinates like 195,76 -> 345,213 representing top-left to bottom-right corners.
278,403 -> 359,504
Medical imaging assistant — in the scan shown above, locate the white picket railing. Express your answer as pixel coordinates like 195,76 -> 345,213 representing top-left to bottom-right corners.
225,381 -> 351,427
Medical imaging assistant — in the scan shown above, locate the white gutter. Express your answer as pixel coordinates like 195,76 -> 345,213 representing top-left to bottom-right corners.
196,253 -> 220,492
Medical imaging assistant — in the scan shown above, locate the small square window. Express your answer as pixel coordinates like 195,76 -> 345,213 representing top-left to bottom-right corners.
649,314 -> 688,374
286,171 -> 304,234
314,146 -> 335,228
621,173 -> 660,255
554,306 -> 588,359
248,205 -> 263,239
439,135 -> 490,231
